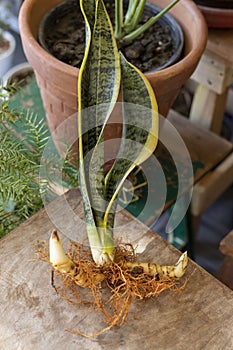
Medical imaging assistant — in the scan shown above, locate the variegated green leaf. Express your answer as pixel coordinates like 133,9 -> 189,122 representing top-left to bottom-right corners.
78,0 -> 121,264
79,0 -> 120,155
103,53 -> 158,230
78,0 -> 158,265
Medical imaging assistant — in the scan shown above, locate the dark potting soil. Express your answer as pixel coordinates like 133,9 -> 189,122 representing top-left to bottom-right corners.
39,0 -> 177,73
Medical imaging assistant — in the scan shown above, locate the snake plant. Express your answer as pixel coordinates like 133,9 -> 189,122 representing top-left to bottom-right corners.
49,0 -> 188,287
114,0 -> 180,43
77,0 -> 158,265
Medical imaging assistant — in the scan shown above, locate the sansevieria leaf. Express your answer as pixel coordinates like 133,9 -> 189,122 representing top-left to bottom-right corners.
78,0 -> 120,264
104,54 -> 158,233
78,0 -> 158,266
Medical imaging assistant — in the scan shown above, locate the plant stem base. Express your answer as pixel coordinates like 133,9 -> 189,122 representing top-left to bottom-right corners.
36,239 -> 185,338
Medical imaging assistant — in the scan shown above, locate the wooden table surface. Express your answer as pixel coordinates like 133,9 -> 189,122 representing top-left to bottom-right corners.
207,29 -> 233,68
0,189 -> 233,349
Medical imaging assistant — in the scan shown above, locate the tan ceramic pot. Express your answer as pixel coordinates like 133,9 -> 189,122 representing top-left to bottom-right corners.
19,0 -> 207,156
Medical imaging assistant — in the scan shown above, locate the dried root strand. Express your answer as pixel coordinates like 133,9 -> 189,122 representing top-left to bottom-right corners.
49,230 -> 188,285
36,229 -> 189,338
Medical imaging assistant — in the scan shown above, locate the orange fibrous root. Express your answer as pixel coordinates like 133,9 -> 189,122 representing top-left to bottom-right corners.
35,240 -> 187,338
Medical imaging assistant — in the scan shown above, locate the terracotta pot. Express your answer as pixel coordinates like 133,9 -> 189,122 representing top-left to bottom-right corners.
19,0 -> 207,155
194,4 -> 233,28
194,0 -> 233,9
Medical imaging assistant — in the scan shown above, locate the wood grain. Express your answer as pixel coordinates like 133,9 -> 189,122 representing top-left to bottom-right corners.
167,110 -> 232,181
0,189 -> 233,349
190,85 -> 229,133
192,152 -> 233,215
190,28 -> 233,137
207,29 -> 233,69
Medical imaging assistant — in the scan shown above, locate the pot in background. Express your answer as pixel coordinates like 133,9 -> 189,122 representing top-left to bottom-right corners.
194,0 -> 233,28
0,30 -> 16,78
19,0 -> 207,155
3,62 -> 34,86
194,0 -> 233,9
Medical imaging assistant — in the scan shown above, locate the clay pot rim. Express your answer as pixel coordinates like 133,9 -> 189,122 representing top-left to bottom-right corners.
197,4 -> 233,29
19,0 -> 207,80
198,4 -> 233,14
195,0 -> 233,10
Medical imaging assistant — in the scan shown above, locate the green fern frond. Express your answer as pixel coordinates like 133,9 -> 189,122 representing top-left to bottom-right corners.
0,131 -> 43,220
0,82 -> 79,237
17,110 -> 50,158
0,105 -> 50,162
